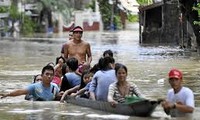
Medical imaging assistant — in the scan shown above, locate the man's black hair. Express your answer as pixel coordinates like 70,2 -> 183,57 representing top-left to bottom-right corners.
41,65 -> 54,75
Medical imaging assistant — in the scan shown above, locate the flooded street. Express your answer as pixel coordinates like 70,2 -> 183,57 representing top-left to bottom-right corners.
0,24 -> 200,119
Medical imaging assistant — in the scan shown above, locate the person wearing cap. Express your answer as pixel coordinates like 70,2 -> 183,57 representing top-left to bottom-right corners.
63,26 -> 92,68
161,68 -> 194,117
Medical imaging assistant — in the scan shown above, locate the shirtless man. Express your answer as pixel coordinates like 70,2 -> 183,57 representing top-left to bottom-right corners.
63,26 -> 92,67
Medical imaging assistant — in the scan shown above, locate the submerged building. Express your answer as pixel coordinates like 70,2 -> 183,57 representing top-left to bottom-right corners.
139,0 -> 199,51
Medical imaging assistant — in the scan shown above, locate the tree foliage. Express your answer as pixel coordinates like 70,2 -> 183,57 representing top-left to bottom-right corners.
193,2 -> 200,25
0,6 -> 9,13
127,14 -> 138,22
85,0 -> 95,12
9,3 -> 20,20
36,0 -> 74,25
98,0 -> 113,30
136,0 -> 152,5
21,15 -> 36,35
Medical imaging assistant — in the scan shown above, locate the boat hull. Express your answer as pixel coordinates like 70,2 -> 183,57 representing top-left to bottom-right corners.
65,96 -> 158,117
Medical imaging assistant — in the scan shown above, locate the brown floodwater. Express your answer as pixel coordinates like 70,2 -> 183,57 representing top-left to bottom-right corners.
0,24 -> 200,119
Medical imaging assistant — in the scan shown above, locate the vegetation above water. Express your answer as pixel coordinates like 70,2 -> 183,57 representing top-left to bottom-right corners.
5,0 -> 199,33
136,0 -> 152,5
9,4 -> 20,20
97,0 -> 141,30
0,6 -> 9,13
193,3 -> 200,25
127,14 -> 138,22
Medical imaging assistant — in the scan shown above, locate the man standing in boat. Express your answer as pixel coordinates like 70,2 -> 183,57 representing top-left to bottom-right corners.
161,68 -> 194,117
62,26 -> 92,69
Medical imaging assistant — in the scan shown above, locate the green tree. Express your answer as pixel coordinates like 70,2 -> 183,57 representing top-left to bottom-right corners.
85,0 -> 95,12
136,0 -> 152,5
9,2 -> 20,20
193,3 -> 200,25
0,6 -> 9,13
7,1 -> 21,36
98,0 -> 113,30
21,15 -> 36,36
36,0 -> 74,31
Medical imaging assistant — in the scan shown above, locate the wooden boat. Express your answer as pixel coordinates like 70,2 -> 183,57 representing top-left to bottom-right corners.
65,96 -> 159,117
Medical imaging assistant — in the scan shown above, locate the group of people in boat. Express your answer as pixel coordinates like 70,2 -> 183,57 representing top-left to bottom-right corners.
0,26 -> 195,117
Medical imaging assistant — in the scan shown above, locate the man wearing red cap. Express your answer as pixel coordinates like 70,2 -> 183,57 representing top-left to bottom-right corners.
161,68 -> 194,117
63,26 -> 92,68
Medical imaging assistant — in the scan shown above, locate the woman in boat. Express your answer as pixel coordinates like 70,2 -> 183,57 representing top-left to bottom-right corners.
52,56 -> 66,87
90,49 -> 114,74
103,49 -> 113,57
33,74 -> 42,83
107,63 -> 143,106
89,56 -> 117,101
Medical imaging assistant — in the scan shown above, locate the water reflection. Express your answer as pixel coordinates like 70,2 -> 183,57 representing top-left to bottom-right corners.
0,29 -> 200,119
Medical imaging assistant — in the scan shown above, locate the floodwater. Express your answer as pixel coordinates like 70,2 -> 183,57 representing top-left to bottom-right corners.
0,24 -> 200,120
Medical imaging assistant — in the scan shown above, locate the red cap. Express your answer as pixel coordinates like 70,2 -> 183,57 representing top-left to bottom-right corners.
72,26 -> 83,32
168,69 -> 182,79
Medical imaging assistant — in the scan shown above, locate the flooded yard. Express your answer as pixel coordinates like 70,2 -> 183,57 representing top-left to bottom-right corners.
0,26 -> 200,119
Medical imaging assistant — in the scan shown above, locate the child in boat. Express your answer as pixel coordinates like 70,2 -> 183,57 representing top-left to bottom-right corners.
33,74 -> 42,83
60,70 -> 92,102
90,49 -> 114,74
107,63 -> 143,106
70,70 -> 93,98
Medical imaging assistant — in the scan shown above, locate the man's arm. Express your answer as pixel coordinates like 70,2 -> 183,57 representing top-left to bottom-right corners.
161,100 -> 194,115
89,91 -> 96,100
0,89 -> 29,98
63,43 -> 69,61
161,100 -> 173,115
86,43 -> 92,65
60,85 -> 80,102
175,102 -> 194,113
89,76 -> 97,100
61,44 -> 65,57
177,90 -> 194,113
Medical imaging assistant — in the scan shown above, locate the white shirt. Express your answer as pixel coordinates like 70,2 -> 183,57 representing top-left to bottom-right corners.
167,87 -> 194,117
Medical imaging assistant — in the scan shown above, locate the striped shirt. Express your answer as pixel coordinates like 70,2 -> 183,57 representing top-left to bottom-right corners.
108,82 -> 142,103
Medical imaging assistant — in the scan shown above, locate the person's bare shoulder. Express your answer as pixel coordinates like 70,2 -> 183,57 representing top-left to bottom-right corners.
63,41 -> 73,47
81,40 -> 90,46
